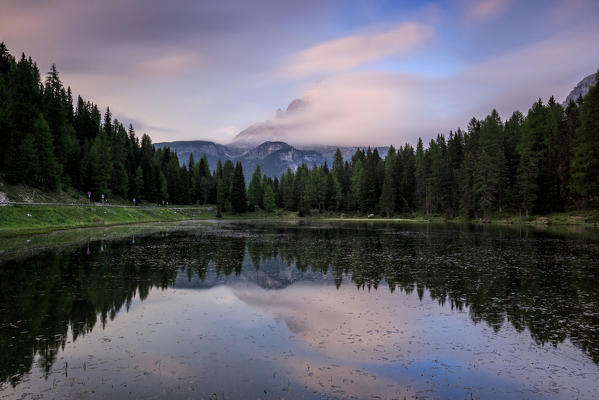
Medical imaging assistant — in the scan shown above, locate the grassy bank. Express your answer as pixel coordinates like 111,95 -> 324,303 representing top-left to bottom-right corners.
0,204 -> 211,236
321,212 -> 599,226
1,202 -> 598,237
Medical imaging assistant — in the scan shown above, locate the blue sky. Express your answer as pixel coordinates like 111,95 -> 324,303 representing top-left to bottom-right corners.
1,0 -> 598,146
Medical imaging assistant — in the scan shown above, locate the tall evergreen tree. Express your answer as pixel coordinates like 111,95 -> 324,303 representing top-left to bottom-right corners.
570,73 -> 599,207
248,165 -> 263,210
231,162 -> 247,213
263,184 -> 276,213
474,110 -> 505,218
82,129 -> 112,198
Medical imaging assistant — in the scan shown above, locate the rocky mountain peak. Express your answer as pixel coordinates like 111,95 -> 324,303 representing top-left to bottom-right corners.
563,72 -> 597,106
286,98 -> 307,113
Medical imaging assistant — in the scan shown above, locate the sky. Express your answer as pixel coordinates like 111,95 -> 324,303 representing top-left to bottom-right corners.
1,0 -> 598,146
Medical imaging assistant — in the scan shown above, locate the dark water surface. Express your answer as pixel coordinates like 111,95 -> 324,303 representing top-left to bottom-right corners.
1,221 -> 599,399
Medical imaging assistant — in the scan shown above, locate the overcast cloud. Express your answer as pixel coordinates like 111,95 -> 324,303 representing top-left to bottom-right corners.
1,0 -> 597,146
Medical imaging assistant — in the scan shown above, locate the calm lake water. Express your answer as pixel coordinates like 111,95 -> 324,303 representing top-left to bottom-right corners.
1,221 -> 599,399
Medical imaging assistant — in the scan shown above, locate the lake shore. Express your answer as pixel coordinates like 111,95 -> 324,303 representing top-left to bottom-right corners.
0,204 -> 206,236
321,212 -> 599,226
1,203 -> 598,237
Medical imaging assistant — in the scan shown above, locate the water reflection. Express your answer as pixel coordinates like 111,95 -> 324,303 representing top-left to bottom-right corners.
0,222 -> 598,398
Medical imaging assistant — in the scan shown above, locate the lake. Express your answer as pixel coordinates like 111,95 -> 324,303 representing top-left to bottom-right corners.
1,221 -> 598,399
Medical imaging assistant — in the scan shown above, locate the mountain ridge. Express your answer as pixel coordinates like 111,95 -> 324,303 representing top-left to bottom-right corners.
154,139 -> 388,178
157,72 -> 593,178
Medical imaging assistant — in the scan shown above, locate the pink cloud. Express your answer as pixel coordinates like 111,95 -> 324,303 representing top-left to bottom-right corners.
133,53 -> 201,77
464,0 -> 511,19
285,22 -> 435,78
236,22 -> 599,147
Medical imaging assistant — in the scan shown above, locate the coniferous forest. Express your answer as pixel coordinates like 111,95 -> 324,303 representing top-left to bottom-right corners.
1,43 -> 598,218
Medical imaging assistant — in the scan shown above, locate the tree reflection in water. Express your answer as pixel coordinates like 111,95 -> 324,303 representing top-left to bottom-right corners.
0,222 -> 598,387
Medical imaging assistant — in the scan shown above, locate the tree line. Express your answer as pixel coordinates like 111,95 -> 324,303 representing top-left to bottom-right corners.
0,42 -> 240,206
244,74 -> 599,218
1,43 -> 598,216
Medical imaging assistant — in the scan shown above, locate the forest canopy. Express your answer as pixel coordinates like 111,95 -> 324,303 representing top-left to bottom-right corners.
0,42 -> 598,217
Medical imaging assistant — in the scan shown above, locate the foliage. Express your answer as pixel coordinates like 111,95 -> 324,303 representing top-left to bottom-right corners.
0,42 -> 597,216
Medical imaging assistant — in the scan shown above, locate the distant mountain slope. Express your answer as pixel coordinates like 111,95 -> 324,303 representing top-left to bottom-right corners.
241,141 -> 324,177
156,96 -> 389,177
563,72 -> 597,106
154,139 -> 388,178
154,140 -> 242,168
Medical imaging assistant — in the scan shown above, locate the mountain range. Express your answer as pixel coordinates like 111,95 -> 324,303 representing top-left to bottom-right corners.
156,72 -> 595,178
154,139 -> 389,178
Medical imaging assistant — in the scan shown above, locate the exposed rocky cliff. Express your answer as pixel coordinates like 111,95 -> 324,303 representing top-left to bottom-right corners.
563,72 -> 597,106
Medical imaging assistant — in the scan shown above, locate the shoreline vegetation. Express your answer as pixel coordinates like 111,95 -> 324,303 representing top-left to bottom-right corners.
1,43 -> 598,233
1,201 -> 597,238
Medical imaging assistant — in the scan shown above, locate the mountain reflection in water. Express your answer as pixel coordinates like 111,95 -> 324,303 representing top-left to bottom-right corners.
0,222 -> 598,399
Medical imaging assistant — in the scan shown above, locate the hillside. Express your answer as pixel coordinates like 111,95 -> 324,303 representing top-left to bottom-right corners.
154,139 -> 389,177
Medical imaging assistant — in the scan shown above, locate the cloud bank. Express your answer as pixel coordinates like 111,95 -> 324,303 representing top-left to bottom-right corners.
1,0 -> 598,145
285,22 -> 435,78
237,22 -> 599,147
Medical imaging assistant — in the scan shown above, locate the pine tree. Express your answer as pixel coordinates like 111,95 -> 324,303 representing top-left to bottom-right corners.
248,165 -> 263,210
351,159 -> 365,213
474,149 -> 498,222
474,110 -> 505,218
281,168 -> 295,210
414,138 -> 427,214
19,129 -> 40,186
231,162 -> 247,213
459,118 -> 480,217
331,148 -> 346,210
82,129 -> 112,197
4,54 -> 41,183
447,131 -> 464,216
132,166 -> 144,199
216,177 -> 226,215
504,111 -> 523,208
516,100 -> 548,214
517,150 -> 538,217
379,146 -> 397,217
570,72 -> 599,207
222,159 -> 235,206
398,144 -> 415,211
263,184 -> 276,213
30,116 -> 61,190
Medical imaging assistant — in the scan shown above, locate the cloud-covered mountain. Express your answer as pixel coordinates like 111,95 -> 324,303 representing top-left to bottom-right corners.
230,98 -> 309,148
156,69 -> 594,178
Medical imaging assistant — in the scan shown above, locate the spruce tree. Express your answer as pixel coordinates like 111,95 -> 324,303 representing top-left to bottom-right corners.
517,150 -> 538,217
248,165 -> 263,210
263,184 -> 276,213
83,129 -> 112,197
414,138 -> 427,213
231,162 -> 247,213
570,72 -> 599,207
474,110 -> 505,217
132,166 -> 144,199
216,177 -> 226,215
379,146 -> 397,217
30,116 -> 61,190
459,118 -> 480,217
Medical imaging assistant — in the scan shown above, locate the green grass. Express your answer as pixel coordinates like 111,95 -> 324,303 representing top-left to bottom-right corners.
0,222 -> 206,253
0,205 -> 211,236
